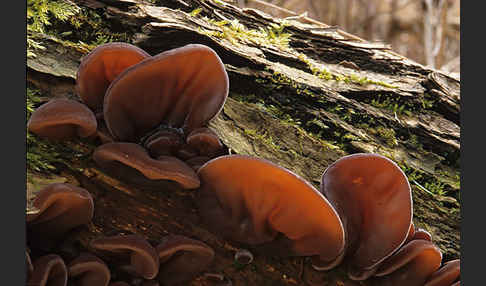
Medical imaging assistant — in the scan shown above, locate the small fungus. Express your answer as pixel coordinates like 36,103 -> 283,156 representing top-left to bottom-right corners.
186,127 -> 224,157
28,254 -> 68,286
234,249 -> 254,265
424,259 -> 460,286
156,235 -> 215,285
90,235 -> 160,280
27,98 -> 97,141
67,253 -> 111,286
93,142 -> 200,190
371,240 -> 443,286
27,183 -> 94,247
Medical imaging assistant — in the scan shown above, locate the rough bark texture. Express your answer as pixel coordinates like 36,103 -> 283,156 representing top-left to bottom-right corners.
27,0 -> 460,285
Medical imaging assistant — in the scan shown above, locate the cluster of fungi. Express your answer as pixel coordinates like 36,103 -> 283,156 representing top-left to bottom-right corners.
26,42 -> 460,286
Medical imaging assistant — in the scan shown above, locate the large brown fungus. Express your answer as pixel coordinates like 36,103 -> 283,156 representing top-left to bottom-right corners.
424,259 -> 460,286
76,42 -> 150,111
320,153 -> 412,280
197,155 -> 345,270
103,44 -> 229,142
27,98 -> 97,141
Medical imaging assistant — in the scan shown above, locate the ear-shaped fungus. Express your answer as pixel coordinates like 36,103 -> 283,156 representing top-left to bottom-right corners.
156,235 -> 215,285
93,142 -> 200,190
143,129 -> 184,158
320,153 -> 412,280
27,98 -> 97,141
424,259 -> 460,286
67,253 -> 111,286
197,155 -> 345,269
103,44 -> 229,142
90,235 -> 160,280
27,183 -> 94,246
186,127 -> 224,157
370,240 -> 443,286
28,254 -> 68,286
76,42 -> 150,111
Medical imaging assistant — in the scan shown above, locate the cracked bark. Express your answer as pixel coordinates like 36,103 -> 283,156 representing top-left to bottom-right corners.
27,0 -> 460,285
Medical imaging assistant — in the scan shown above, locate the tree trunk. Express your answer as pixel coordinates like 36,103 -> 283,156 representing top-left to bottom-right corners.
27,0 -> 460,285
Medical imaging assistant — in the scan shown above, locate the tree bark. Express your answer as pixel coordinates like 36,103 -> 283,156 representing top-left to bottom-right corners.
27,0 -> 460,285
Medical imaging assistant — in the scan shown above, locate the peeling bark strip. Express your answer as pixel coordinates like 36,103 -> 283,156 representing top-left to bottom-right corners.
27,0 -> 460,284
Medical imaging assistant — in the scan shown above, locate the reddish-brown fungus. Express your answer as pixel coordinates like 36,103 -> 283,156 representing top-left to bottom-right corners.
156,235 -> 215,285
91,235 -> 160,280
27,250 -> 34,279
76,42 -> 150,110
424,259 -> 460,286
197,155 -> 345,270
93,142 -> 200,190
67,253 -> 111,286
27,98 -> 97,141
186,127 -> 224,157
103,44 -> 229,142
371,240 -> 443,286
28,254 -> 68,286
320,153 -> 412,280
143,129 -> 184,158
27,183 -> 94,246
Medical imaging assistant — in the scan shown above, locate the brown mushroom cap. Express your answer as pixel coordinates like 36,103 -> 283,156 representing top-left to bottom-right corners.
90,234 -> 160,280
76,42 -> 150,110
371,240 -> 443,286
143,129 -> 184,158
103,44 -> 229,142
27,183 -> 94,244
67,253 -> 111,286
156,235 -> 215,285
424,259 -> 460,286
28,254 -> 68,286
185,156 -> 211,171
27,98 -> 97,141
186,127 -> 224,157
197,155 -> 345,268
320,153 -> 412,280
93,142 -> 200,189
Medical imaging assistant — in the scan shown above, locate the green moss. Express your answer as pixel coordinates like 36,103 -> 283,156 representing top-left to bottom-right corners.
297,53 -> 397,88
198,17 -> 292,50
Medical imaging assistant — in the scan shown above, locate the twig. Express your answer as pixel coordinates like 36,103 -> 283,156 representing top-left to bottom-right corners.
412,180 -> 435,196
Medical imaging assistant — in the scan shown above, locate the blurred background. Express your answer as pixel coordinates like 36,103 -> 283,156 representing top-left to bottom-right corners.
235,0 -> 460,77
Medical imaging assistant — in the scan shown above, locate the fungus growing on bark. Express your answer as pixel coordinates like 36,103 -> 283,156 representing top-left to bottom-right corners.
371,240 -> 443,286
76,42 -> 150,111
424,259 -> 460,286
156,235 -> 215,285
186,127 -> 224,157
320,153 -> 412,280
90,235 -> 160,280
197,155 -> 345,270
28,254 -> 68,286
143,129 -> 184,158
93,142 -> 200,189
103,44 -> 229,142
67,253 -> 111,286
27,98 -> 97,141
27,183 -> 94,246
